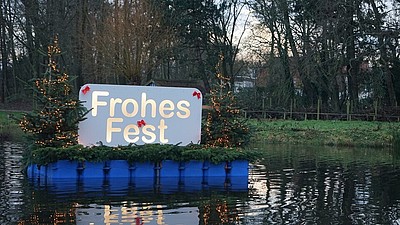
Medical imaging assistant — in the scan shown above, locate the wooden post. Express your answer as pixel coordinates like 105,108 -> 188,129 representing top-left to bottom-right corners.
262,93 -> 266,119
317,98 -> 321,120
293,98 -> 296,110
290,99 -> 293,119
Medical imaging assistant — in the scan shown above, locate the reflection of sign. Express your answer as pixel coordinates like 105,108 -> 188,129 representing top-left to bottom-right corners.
76,204 -> 200,225
78,84 -> 202,146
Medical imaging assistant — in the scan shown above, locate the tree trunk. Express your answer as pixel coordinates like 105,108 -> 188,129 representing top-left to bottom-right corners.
22,0 -> 40,79
8,5 -> 17,97
0,0 -> 7,103
279,0 -> 299,102
344,0 -> 359,109
75,0 -> 88,90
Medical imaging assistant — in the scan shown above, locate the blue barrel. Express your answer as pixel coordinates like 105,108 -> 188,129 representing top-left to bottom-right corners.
160,160 -> 180,177
26,164 -> 46,180
27,164 -> 44,179
81,161 -> 105,178
46,160 -> 79,179
109,160 -> 130,178
203,161 -> 227,177
181,160 -> 203,177
131,162 -> 155,178
26,164 -> 34,178
230,160 -> 249,177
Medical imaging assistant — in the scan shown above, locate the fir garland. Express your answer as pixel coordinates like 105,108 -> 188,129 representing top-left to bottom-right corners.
24,144 -> 262,167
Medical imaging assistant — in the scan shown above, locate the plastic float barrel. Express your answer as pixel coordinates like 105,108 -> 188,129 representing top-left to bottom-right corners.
80,161 -> 105,178
228,160 -> 249,177
46,160 -> 79,179
27,160 -> 249,180
226,160 -> 249,191
203,161 -> 227,177
158,160 -> 180,192
131,161 -> 156,178
160,160 -> 180,177
27,164 -> 45,179
27,160 -> 250,193
201,161 -> 226,187
181,160 -> 203,177
179,160 -> 204,191
108,160 -> 130,178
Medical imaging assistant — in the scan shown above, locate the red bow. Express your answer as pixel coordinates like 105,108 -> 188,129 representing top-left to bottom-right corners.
192,91 -> 201,99
135,217 -> 143,225
137,119 -> 146,127
81,85 -> 90,95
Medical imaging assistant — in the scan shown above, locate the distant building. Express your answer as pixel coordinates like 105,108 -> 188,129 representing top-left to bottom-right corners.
234,76 -> 255,92
234,68 -> 257,92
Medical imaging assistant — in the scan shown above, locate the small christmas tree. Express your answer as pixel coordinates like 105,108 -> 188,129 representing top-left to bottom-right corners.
203,55 -> 251,148
19,36 -> 87,147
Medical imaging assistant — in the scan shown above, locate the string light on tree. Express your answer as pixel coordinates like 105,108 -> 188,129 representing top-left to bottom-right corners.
19,35 -> 87,148
202,54 -> 250,148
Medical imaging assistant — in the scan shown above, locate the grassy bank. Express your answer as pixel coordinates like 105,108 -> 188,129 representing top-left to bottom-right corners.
0,111 -> 25,142
2,108 -> 400,149
250,119 -> 400,148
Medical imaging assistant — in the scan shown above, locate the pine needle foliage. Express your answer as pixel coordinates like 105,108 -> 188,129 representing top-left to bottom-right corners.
19,36 -> 88,147
24,144 -> 261,166
202,55 -> 251,147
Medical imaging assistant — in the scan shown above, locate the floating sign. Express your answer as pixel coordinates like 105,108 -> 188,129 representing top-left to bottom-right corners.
78,84 -> 202,146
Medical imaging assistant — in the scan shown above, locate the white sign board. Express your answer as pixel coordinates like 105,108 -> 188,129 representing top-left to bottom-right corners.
78,84 -> 202,146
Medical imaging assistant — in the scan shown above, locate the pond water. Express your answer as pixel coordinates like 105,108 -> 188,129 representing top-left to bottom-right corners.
1,142 -> 400,225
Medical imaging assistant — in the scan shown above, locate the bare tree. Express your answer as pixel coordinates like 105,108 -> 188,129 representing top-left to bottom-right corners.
209,0 -> 250,88
85,0 -> 174,85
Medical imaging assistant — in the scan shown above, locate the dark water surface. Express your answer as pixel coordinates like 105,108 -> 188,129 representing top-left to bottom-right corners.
1,142 -> 400,224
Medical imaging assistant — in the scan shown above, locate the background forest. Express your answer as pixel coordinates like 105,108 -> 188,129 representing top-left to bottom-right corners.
1,0 -> 400,114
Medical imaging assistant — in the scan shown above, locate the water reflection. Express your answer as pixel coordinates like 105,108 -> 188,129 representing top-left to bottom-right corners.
20,189 -> 247,224
248,144 -> 400,224
2,142 -> 400,224
0,142 -> 25,224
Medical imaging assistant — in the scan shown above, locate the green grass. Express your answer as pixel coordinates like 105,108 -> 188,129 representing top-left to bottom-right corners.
0,111 -> 25,142
250,119 -> 400,148
3,109 -> 400,148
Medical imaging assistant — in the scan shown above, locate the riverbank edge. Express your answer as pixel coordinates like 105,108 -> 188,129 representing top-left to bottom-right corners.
2,109 -> 400,148
250,119 -> 400,148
